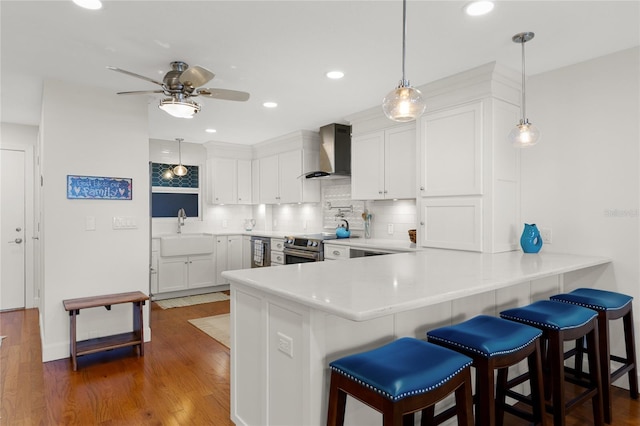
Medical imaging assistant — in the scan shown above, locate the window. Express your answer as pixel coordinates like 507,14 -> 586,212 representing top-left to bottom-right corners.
150,162 -> 201,218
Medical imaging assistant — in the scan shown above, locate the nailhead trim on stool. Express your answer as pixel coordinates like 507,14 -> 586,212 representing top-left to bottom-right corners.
327,337 -> 474,426
427,315 -> 547,426
550,288 -> 638,423
500,300 -> 604,426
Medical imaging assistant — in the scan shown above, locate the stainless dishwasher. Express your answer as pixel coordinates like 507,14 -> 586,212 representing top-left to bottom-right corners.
250,236 -> 271,268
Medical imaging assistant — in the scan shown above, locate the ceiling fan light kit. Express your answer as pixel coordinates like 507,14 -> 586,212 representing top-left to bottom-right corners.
382,0 -> 426,122
159,97 -> 201,118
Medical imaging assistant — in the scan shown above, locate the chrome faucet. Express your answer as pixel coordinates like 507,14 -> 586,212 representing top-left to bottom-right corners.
177,208 -> 187,233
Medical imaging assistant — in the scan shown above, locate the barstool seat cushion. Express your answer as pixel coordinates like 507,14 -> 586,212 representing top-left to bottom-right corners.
329,337 -> 472,402
426,315 -> 541,358
501,300 -> 597,330
551,288 -> 633,311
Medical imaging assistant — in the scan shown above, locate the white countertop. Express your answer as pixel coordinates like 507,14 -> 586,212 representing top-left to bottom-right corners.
222,249 -> 610,321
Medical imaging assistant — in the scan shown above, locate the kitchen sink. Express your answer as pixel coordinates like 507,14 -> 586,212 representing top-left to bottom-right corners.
160,233 -> 215,257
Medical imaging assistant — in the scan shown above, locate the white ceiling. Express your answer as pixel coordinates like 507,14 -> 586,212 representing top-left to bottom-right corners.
2,1 -> 638,145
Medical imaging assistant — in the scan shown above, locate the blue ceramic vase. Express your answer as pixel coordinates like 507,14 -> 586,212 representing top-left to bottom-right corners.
520,223 -> 543,253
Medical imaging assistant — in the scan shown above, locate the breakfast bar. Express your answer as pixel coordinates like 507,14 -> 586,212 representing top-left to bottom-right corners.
222,249 -> 611,426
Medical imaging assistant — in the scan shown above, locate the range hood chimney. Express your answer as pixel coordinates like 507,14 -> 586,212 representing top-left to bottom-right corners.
305,123 -> 351,179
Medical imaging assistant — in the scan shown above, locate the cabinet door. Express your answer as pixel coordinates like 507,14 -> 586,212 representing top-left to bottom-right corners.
242,236 -> 252,269
251,159 -> 260,205
259,154 -> 280,204
421,102 -> 482,196
277,150 -> 302,204
385,125 -> 416,199
211,158 -> 237,204
227,235 -> 244,271
188,255 -> 216,288
351,131 -> 385,200
158,257 -> 188,293
216,236 -> 229,285
150,250 -> 159,295
237,160 -> 252,204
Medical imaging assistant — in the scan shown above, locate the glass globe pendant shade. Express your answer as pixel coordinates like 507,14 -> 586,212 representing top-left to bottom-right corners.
382,82 -> 426,122
173,164 -> 188,176
508,119 -> 540,147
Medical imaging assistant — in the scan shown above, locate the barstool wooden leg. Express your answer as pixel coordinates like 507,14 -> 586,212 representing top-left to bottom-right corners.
327,372 -> 347,426
586,327 -> 604,426
623,308 -> 639,398
549,330 -> 567,426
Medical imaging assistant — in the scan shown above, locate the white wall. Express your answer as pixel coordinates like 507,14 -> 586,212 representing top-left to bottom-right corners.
40,80 -> 150,362
523,47 -> 639,379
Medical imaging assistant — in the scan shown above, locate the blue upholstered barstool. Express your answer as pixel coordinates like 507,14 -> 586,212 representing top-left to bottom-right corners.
426,315 -> 547,426
550,288 -> 638,423
500,300 -> 604,426
326,337 -> 474,426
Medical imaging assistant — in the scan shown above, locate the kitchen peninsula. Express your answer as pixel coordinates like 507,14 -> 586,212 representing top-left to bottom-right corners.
222,249 -> 611,426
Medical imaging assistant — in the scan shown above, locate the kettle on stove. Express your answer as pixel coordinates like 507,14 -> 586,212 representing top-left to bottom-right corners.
336,219 -> 350,238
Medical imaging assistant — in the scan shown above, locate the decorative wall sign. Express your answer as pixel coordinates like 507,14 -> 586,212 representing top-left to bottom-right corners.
67,175 -> 132,200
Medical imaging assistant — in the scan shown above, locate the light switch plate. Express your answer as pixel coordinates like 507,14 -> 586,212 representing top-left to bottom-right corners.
85,216 -> 96,231
112,216 -> 137,230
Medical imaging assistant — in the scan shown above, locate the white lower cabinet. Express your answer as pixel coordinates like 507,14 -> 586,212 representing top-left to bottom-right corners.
158,254 -> 215,293
242,235 -> 252,269
323,244 -> 350,260
217,235 -> 244,284
271,238 -> 285,266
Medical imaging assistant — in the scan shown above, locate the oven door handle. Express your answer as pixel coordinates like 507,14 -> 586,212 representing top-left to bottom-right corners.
283,248 -> 320,260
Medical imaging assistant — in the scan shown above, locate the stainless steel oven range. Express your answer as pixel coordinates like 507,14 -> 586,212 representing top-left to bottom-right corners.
283,234 -> 337,264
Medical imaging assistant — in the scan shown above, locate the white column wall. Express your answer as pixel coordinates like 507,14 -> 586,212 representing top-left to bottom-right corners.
40,80 -> 150,362
522,47 -> 640,384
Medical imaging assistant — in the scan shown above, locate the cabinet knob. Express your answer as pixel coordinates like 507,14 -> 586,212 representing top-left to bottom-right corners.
378,191 -> 383,194
420,186 -> 424,191
420,221 -> 425,226
384,190 -> 388,194
333,250 -> 340,256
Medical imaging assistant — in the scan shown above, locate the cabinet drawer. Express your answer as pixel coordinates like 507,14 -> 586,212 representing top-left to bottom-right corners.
324,244 -> 350,260
271,238 -> 285,251
271,251 -> 285,265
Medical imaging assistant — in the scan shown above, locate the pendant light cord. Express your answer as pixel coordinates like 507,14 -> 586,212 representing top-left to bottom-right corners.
401,0 -> 407,85
521,39 -> 527,122
177,138 -> 183,166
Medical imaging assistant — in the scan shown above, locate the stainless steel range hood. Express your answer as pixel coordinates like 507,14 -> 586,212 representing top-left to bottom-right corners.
304,123 -> 351,179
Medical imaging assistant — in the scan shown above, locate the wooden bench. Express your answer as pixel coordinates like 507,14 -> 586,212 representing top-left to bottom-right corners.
63,291 -> 149,371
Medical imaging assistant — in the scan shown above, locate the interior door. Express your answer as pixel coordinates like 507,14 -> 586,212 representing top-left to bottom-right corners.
1,149 -> 26,310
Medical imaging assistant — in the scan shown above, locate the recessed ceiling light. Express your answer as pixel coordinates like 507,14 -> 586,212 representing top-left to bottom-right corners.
263,102 -> 278,108
205,128 -> 217,133
464,1 -> 494,16
326,71 -> 344,79
73,0 -> 102,10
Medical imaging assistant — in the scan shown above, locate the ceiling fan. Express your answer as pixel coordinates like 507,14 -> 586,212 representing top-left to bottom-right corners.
107,61 -> 250,118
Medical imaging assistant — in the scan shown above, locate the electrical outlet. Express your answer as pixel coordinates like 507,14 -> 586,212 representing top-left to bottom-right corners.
222,219 -> 228,228
277,332 -> 294,358
540,227 -> 552,244
387,223 -> 394,235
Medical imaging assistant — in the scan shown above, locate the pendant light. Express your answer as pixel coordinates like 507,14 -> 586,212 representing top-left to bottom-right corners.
382,0 -> 426,122
508,32 -> 540,147
173,138 -> 188,177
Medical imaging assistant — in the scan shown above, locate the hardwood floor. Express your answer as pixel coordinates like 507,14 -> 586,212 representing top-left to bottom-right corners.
1,300 -> 639,425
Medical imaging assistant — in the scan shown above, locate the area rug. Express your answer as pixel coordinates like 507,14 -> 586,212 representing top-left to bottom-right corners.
188,314 -> 230,348
154,292 -> 230,309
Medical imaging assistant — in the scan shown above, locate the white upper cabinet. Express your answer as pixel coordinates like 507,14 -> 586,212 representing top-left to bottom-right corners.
206,157 -> 252,205
254,130 -> 320,204
236,159 -> 252,204
351,123 -> 415,200
421,102 -> 482,197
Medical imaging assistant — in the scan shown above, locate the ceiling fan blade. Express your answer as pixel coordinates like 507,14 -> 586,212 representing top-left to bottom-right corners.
107,66 -> 165,87
197,88 -> 250,102
179,65 -> 215,88
116,90 -> 165,95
